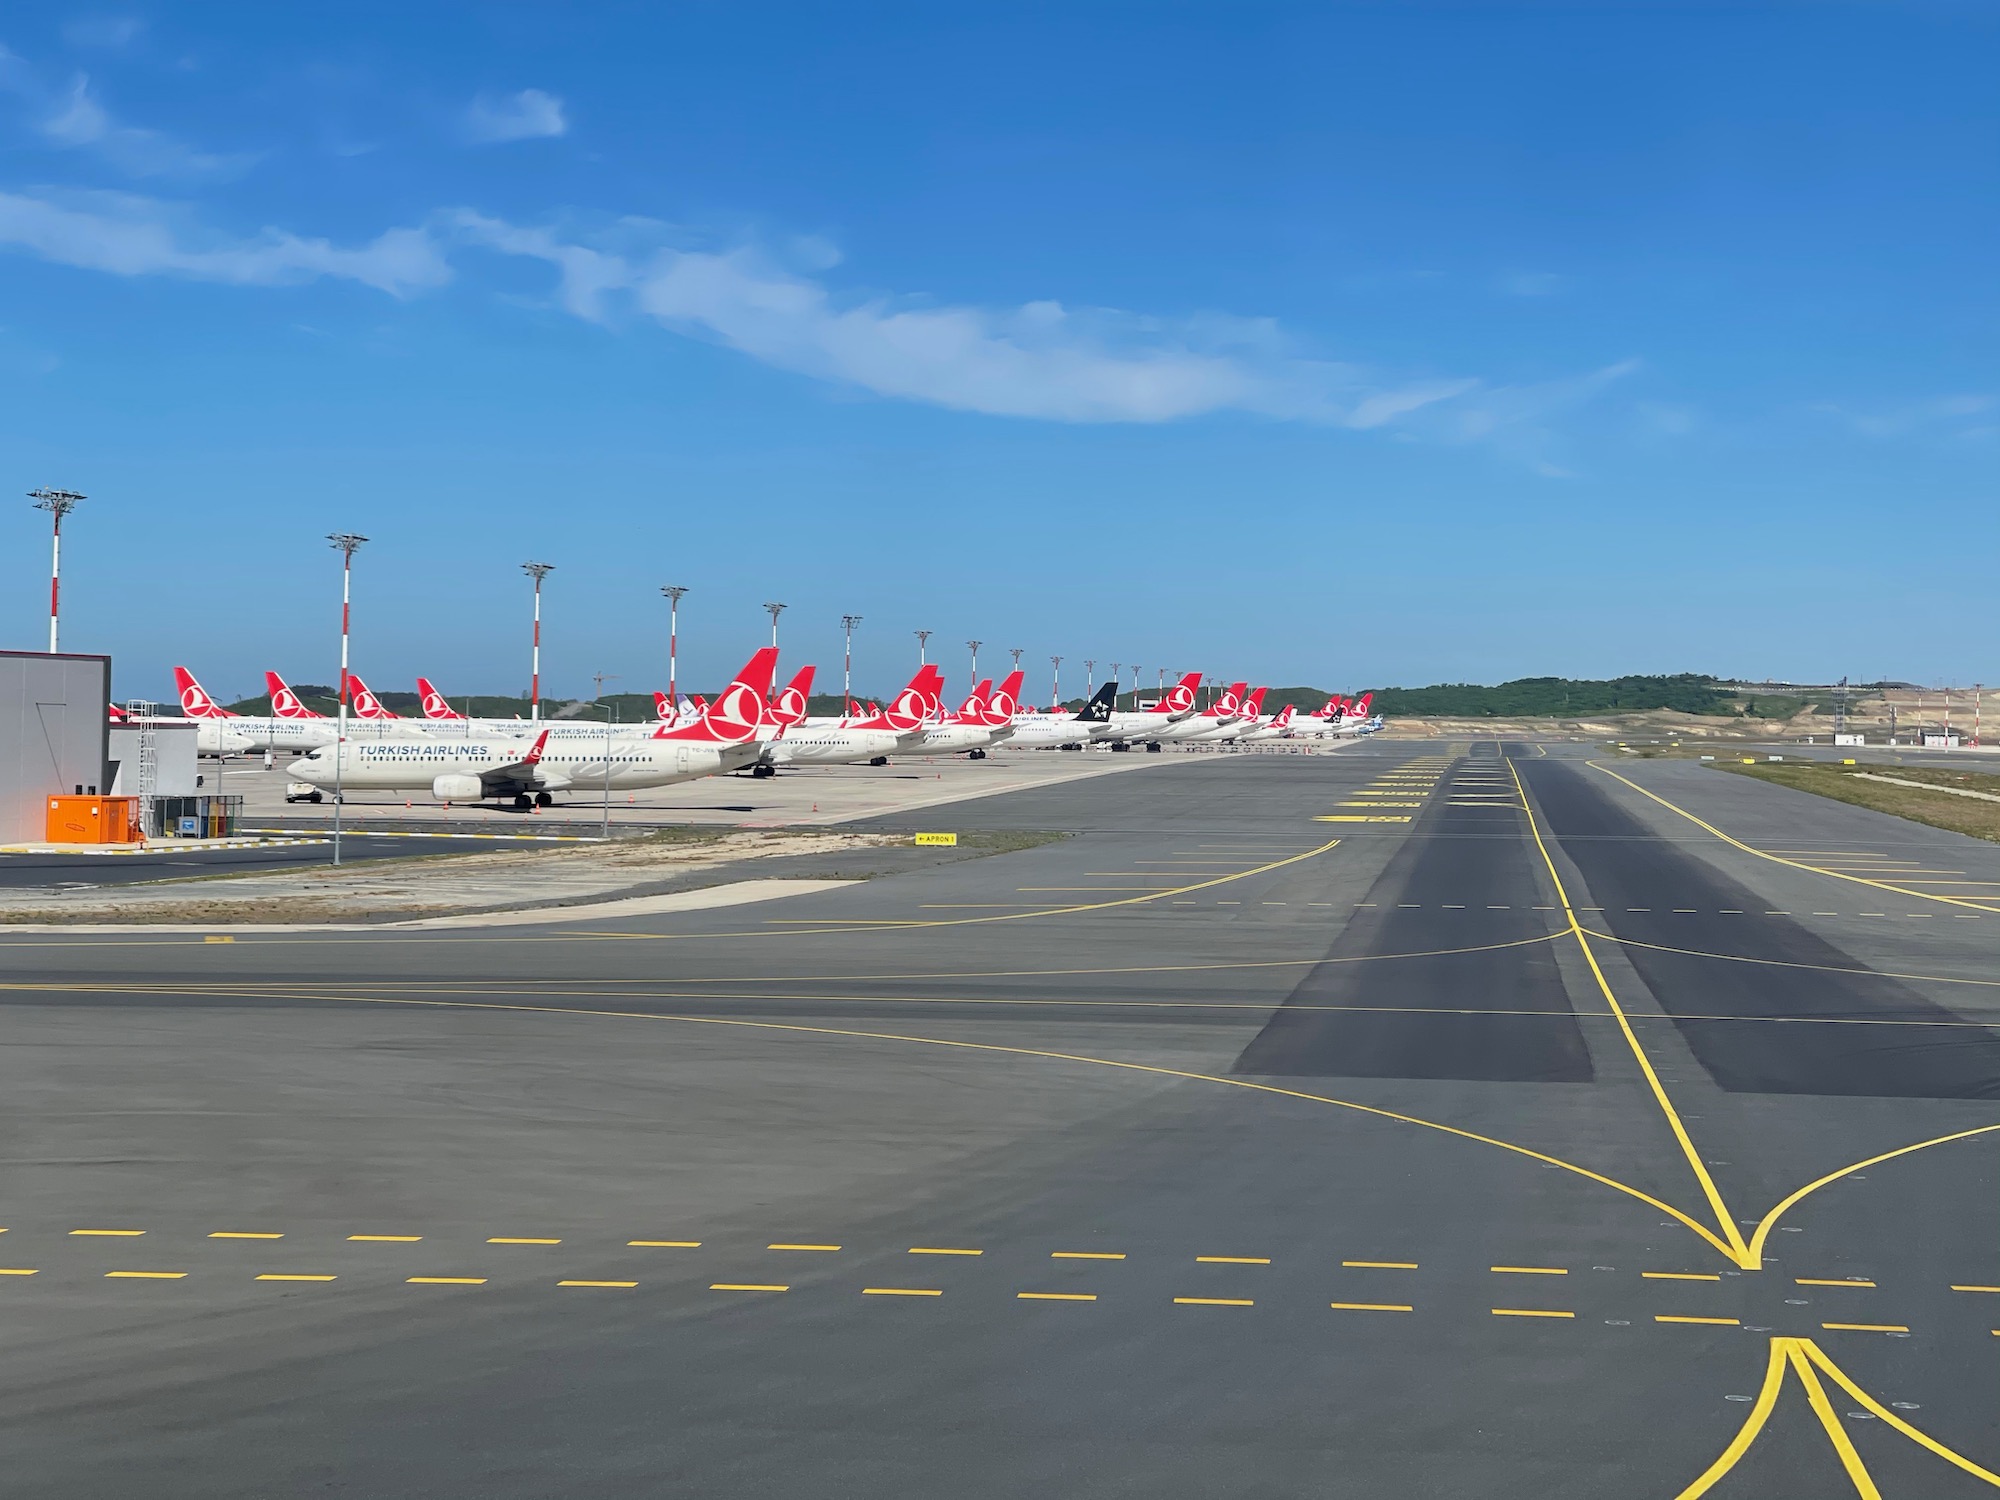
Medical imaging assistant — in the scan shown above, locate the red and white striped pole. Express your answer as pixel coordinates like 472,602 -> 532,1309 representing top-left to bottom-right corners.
327,533 -> 368,866
662,585 -> 688,714
523,562 -> 554,721
29,489 -> 84,653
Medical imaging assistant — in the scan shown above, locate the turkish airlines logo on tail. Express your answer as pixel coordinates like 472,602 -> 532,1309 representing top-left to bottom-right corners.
774,686 -> 807,726
1166,684 -> 1195,712
423,689 -> 452,716
885,688 -> 925,731
173,667 -> 231,719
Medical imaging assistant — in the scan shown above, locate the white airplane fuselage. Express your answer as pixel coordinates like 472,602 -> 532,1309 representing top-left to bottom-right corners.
288,732 -> 756,800
763,726 -> 904,766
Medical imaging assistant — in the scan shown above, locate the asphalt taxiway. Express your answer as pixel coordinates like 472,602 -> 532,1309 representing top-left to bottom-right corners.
1,744 -> 1996,1497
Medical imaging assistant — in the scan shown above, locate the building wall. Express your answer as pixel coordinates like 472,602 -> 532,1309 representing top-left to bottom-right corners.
0,651 -> 110,843
108,722 -> 201,797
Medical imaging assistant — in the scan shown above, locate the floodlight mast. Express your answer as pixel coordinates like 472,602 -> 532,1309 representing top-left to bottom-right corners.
28,488 -> 84,653
661,586 -> 689,710
1110,664 -> 1121,711
1050,656 -> 1062,709
914,629 -> 931,667
764,601 -> 786,649
967,640 -> 983,692
841,615 -> 863,713
327,533 -> 369,867
1009,647 -> 1023,673
522,562 -> 554,722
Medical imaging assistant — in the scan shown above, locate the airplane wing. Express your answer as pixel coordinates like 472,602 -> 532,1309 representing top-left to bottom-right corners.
477,730 -> 556,794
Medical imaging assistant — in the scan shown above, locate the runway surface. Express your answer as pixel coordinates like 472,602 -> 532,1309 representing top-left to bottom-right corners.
2,742 -> 1997,1497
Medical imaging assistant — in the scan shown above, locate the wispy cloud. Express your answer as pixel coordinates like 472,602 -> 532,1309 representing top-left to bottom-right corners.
0,48 -> 249,179
0,189 -> 450,296
462,88 -> 567,145
1813,393 -> 1995,442
62,16 -> 145,50
453,214 -> 1481,428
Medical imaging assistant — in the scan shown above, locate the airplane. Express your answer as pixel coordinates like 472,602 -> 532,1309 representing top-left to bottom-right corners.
1000,681 -> 1118,748
164,667 -> 337,755
1101,672 -> 1203,749
1179,685 -> 1265,743
1136,680 -> 1247,746
286,647 -> 778,807
757,665 -> 934,772
1236,702 -> 1297,743
346,674 -> 401,721
902,670 -> 1024,758
417,677 -> 466,720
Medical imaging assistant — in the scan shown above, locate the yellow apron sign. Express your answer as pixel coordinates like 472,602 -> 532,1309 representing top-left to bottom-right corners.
913,832 -> 958,847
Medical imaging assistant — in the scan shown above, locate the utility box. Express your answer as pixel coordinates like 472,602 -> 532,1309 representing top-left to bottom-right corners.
45,794 -> 140,844
1,650 -> 111,845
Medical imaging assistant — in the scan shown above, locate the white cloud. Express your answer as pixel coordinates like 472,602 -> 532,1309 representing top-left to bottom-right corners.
0,51 -> 248,179
1814,394 -> 1995,441
0,189 -> 450,296
462,89 -> 567,145
455,216 -> 1480,428
62,16 -> 145,50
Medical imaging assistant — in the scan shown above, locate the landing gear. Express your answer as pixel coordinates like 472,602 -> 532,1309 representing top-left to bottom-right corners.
968,748 -> 988,760
869,756 -> 889,767
535,791 -> 554,807
513,793 -> 533,809
751,764 -> 777,779
1145,742 -> 1162,753
1110,741 -> 1129,752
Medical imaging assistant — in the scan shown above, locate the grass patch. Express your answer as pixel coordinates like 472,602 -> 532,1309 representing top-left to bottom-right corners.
1719,761 -> 2000,843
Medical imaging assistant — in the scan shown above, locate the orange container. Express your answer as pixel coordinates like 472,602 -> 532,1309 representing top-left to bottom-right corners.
45,795 -> 141,845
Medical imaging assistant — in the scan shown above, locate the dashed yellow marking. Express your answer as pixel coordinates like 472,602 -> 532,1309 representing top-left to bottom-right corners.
909,1247 -> 982,1256
1821,1322 -> 1907,1333
1797,1278 -> 1876,1288
1175,1296 -> 1253,1306
559,1279 -> 636,1288
1331,1301 -> 1412,1312
1656,1315 -> 1741,1326
256,1273 -> 335,1282
1951,1285 -> 2000,1293
1491,1265 -> 1568,1276
349,1235 -> 421,1243
767,1243 -> 840,1252
1052,1251 -> 1125,1260
210,1232 -> 284,1240
863,1287 -> 942,1297
0,1268 -> 38,1276
105,1270 -> 185,1279
711,1283 -> 789,1292
408,1277 -> 487,1285
488,1237 -> 561,1245
1343,1260 -> 1417,1270
1018,1291 -> 1096,1301
70,1229 -> 143,1237
1644,1272 -> 1722,1282
1196,1256 -> 1271,1265
1492,1308 -> 1573,1319
629,1240 -> 701,1248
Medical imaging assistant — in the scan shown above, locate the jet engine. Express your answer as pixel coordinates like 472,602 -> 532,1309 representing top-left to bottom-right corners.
431,773 -> 485,802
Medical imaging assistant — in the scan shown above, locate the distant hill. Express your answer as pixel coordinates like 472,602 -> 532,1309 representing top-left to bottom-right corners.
1372,674 -> 1737,718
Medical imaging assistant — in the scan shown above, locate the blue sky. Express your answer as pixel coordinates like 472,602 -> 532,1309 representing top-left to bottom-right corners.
0,3 -> 1994,703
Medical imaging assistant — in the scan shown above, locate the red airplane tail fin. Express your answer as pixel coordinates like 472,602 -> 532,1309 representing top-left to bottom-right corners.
1242,687 -> 1268,718
265,671 -> 324,720
173,667 -> 234,719
773,665 -> 816,727
1156,672 -> 1202,715
1352,692 -> 1375,717
652,691 -> 672,722
985,669 -> 1024,725
417,678 -> 465,720
654,648 -> 776,745
348,674 -> 397,720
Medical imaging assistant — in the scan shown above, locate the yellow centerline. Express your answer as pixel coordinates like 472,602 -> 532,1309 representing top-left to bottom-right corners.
1509,758 -> 1752,1266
